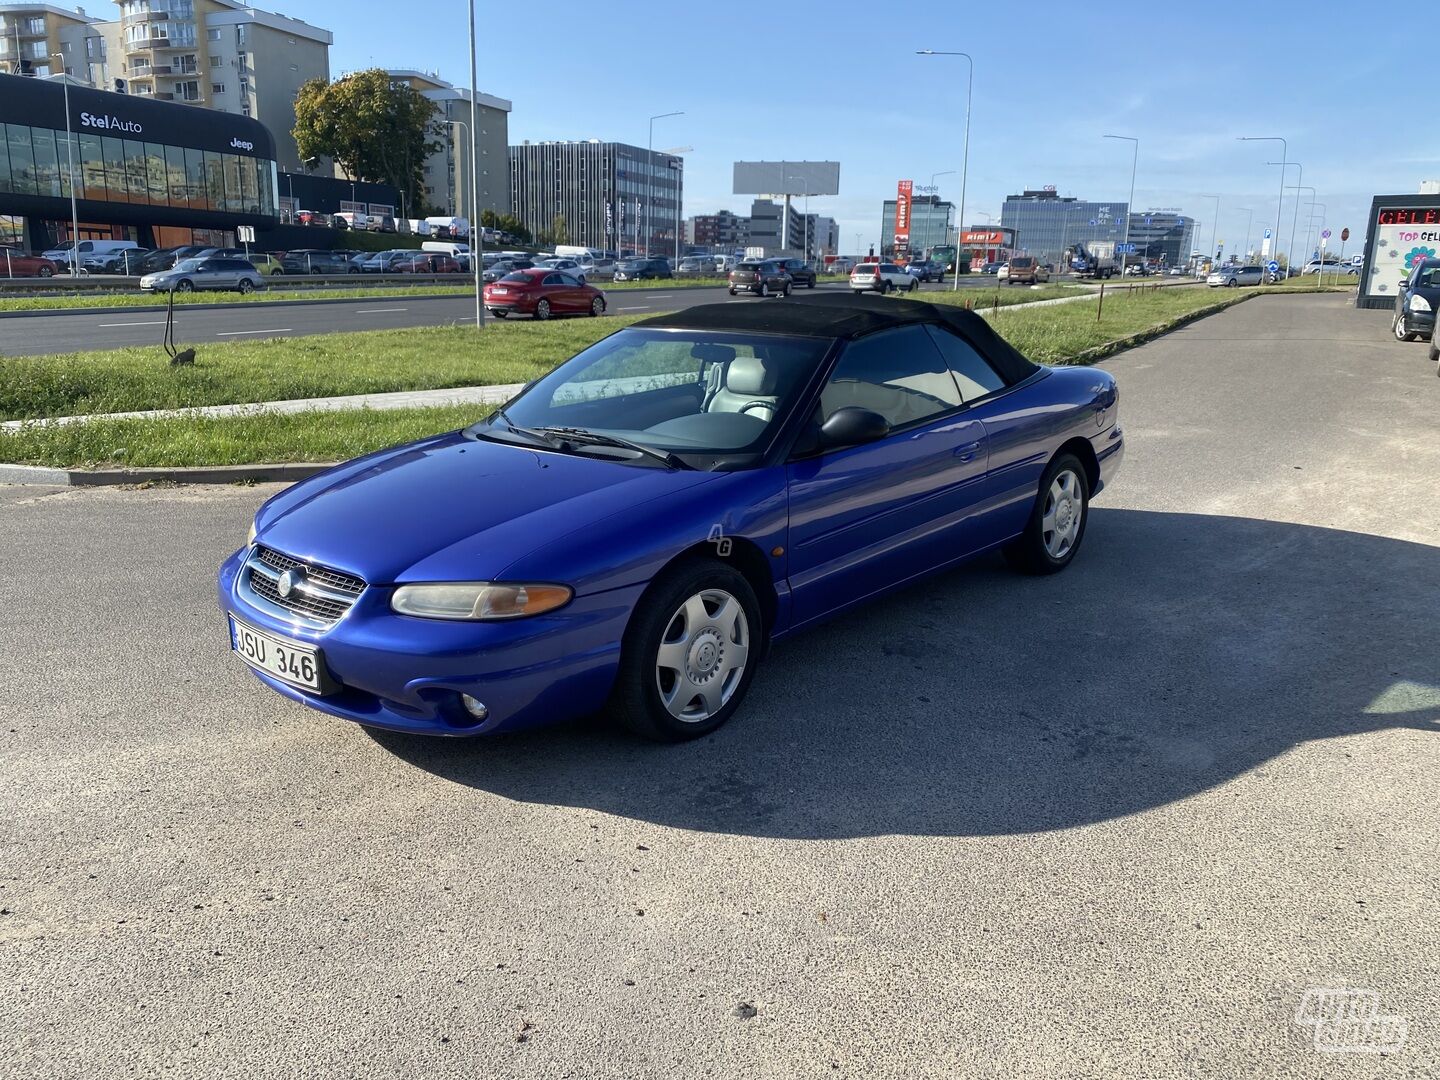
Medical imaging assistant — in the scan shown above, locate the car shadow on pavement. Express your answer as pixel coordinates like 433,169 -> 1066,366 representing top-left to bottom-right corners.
369,508 -> 1440,839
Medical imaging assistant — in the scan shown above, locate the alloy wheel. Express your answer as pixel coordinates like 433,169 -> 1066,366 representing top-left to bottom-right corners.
654,589 -> 750,723
1042,469 -> 1084,559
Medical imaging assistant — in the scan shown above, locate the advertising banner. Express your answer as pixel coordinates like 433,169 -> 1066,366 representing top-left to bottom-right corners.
1363,205 -> 1440,300
894,180 -> 913,251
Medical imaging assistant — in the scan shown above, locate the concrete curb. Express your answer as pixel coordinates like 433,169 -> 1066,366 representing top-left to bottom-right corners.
0,461 -> 337,487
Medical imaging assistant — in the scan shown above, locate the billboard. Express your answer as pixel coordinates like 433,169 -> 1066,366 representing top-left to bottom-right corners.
1362,202 -> 1440,303
733,161 -> 841,196
894,180 -> 913,251
960,230 -> 1008,245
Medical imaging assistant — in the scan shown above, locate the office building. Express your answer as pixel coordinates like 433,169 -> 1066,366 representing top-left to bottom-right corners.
1000,186 -> 1128,264
0,69 -> 278,249
510,140 -> 683,255
1126,210 -> 1196,266
747,198 -> 806,255
0,2 -> 100,79
809,214 -> 838,257
383,69 -> 509,220
687,209 -> 749,251
880,194 -> 953,255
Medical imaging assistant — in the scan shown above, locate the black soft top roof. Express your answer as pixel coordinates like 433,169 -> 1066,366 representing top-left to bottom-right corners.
637,293 -> 1041,384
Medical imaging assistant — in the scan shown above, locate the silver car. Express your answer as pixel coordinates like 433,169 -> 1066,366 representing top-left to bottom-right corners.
140,256 -> 266,294
1206,264 -> 1265,288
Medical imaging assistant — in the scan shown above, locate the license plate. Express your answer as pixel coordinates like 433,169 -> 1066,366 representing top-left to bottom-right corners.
492,287 -> 508,294
229,616 -> 323,691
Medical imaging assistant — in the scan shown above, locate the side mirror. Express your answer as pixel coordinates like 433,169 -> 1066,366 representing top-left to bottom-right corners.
819,407 -> 890,449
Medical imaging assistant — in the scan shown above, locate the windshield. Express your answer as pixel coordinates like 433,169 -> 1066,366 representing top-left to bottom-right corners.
498,271 -> 532,283
479,327 -> 831,462
619,260 -> 644,269
173,259 -> 203,272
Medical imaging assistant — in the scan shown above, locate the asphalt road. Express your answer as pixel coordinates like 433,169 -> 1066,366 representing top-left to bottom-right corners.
0,275 -> 1022,357
2,294 -> 1436,1078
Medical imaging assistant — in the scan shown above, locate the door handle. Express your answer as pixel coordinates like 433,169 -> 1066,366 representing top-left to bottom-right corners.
953,440 -> 983,462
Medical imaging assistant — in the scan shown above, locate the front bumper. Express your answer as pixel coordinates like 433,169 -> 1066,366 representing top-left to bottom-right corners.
217,548 -> 640,736
1402,308 -> 1436,335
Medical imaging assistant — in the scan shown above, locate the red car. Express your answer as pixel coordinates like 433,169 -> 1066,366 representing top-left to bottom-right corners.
396,252 -> 460,274
1,246 -> 59,277
483,268 -> 606,320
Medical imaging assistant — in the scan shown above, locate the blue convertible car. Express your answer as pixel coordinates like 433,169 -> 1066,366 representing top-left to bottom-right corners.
218,294 -> 1123,740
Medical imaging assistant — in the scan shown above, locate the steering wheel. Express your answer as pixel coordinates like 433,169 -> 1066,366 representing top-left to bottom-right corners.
738,400 -> 775,418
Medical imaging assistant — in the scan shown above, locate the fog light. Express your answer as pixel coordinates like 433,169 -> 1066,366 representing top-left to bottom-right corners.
460,694 -> 489,721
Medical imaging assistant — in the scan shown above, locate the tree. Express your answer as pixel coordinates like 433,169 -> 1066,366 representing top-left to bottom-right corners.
480,209 -> 532,245
293,69 -> 444,214
550,214 -> 570,245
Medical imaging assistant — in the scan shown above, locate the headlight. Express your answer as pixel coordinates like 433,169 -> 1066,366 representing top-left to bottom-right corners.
246,519 -> 258,546
1410,294 -> 1432,313
391,582 -> 573,620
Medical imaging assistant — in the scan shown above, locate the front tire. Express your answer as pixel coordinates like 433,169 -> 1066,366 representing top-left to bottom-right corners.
590,295 -> 605,317
535,298 -> 552,320
610,560 -> 762,741
176,279 -> 194,293
37,265 -> 53,278
237,278 -> 254,295
1004,454 -> 1090,575
907,278 -> 917,292
1429,325 -> 1439,363
759,282 -> 769,298
1394,309 -> 1418,341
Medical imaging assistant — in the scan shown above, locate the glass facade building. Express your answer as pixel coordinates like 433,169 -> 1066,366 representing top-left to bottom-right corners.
881,196 -> 953,256
0,71 -> 278,251
1000,189 -> 1128,265
1126,212 -> 1196,266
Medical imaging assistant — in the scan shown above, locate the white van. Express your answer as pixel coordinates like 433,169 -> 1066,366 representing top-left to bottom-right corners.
334,211 -> 371,231
423,240 -> 471,270
425,216 -> 470,239
553,244 -> 604,276
407,219 -> 433,237
42,239 -> 139,269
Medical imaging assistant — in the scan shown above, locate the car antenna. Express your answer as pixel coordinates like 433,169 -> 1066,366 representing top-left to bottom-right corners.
163,285 -> 195,366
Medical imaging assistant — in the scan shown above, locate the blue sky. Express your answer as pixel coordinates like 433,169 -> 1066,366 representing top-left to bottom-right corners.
263,1 -> 1421,258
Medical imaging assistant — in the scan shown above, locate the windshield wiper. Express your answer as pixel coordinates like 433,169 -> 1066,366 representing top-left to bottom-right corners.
535,427 -> 690,470
472,406 -> 555,447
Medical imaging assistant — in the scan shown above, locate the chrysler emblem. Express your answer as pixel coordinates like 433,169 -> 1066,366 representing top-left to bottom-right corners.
276,567 -> 304,599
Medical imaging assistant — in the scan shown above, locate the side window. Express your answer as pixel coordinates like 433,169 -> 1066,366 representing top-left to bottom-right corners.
924,324 -> 1006,401
542,272 -> 563,286
558,273 -> 580,286
820,325 -> 962,429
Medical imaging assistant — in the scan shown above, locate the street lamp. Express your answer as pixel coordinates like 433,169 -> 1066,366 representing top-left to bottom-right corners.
1200,193 -> 1220,263
917,50 -> 972,289
646,111 -> 682,257
662,145 -> 693,265
1238,136 -> 1287,275
1266,161 -> 1302,272
49,56 -> 81,276
1103,134 -> 1138,276
466,0 -> 482,329
1290,185 -> 1318,268
1234,207 -> 1254,264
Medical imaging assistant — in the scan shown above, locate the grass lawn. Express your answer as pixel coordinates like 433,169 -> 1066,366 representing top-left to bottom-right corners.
0,316 -> 646,421
0,285 -> 1322,469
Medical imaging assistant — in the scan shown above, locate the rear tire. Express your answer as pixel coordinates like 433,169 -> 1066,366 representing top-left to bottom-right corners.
535,298 -> 552,320
728,287 -> 737,296
907,278 -> 917,292
590,295 -> 605,317
37,265 -> 53,278
780,281 -> 791,297
759,282 -> 769,298
237,278 -> 254,295
609,559 -> 762,742
1004,453 -> 1090,576
1429,326 -> 1439,363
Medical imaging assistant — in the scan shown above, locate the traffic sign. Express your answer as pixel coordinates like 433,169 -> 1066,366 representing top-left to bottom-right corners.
1341,227 -> 1350,242
1263,228 -> 1273,239
1267,260 -> 1280,273
1321,228 -> 1332,239
1115,243 -> 1137,254
237,225 -> 255,243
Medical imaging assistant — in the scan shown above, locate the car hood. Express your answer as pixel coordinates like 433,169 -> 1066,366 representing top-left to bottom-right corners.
254,430 -> 722,586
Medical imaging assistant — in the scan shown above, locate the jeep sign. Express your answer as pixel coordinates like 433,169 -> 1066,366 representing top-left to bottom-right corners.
230,137 -> 255,152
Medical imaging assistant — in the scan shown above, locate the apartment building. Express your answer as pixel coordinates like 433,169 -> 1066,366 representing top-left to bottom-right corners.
0,2 -> 103,79
384,69 -> 511,219
687,209 -> 749,251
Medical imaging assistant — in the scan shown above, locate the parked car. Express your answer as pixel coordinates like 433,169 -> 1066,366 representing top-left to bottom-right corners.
373,214 -> 398,234
134,245 -> 210,275
0,246 -> 59,277
483,257 -> 536,283
83,247 -> 153,274
483,268 -> 607,320
773,258 -> 817,288
294,210 -> 329,227
904,259 -> 945,283
1005,256 -> 1050,285
281,249 -> 356,275
850,262 -> 916,294
996,263 -> 1011,282
1392,257 -> 1440,341
219,293 -> 1123,740
676,256 -> 713,276
713,254 -> 741,274
537,257 -> 589,282
1302,259 -> 1357,276
40,239 -> 140,271
395,252 -> 460,274
140,256 -> 265,294
826,257 -> 856,275
1206,265 -> 1265,288
359,249 -> 423,273
333,211 -> 371,231
243,253 -> 286,276
613,257 -> 672,281
981,261 -> 1004,275
729,260 -> 792,297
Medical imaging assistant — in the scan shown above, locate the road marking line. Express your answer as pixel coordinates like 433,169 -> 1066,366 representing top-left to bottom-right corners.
617,305 -> 651,311
216,328 -> 293,336
354,307 -> 408,313
646,294 -> 674,298
96,320 -> 167,327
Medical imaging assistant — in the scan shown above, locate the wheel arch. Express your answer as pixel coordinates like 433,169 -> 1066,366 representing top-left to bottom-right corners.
1054,436 -> 1100,493
647,537 -> 779,644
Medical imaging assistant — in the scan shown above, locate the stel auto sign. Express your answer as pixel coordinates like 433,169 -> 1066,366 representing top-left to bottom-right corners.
894,180 -> 913,251
79,111 -> 142,135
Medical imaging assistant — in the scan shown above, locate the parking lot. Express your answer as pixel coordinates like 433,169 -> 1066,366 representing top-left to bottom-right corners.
1,293 -> 1436,1077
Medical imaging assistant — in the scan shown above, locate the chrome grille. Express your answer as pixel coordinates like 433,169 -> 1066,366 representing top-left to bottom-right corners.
238,545 -> 367,629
